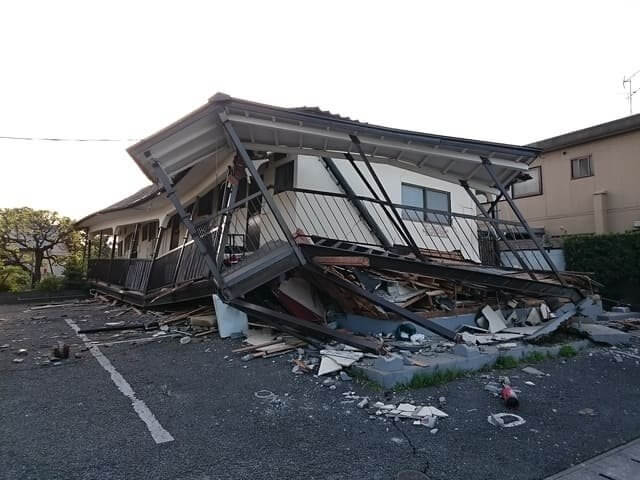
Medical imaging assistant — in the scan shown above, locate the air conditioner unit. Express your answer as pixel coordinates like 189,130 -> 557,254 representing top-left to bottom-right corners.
633,220 -> 640,229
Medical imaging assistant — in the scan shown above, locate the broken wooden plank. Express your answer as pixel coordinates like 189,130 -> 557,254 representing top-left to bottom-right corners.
229,299 -> 383,354
313,256 -> 370,267
194,329 -> 217,337
232,339 -> 283,353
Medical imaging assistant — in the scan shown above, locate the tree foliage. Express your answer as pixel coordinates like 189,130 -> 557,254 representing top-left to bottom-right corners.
0,264 -> 31,292
564,231 -> 640,304
0,207 -> 81,288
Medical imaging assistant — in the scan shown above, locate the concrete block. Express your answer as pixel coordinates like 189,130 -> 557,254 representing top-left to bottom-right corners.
597,311 -> 640,322
576,323 -> 631,345
452,344 -> 480,357
373,354 -> 405,372
577,295 -> 604,320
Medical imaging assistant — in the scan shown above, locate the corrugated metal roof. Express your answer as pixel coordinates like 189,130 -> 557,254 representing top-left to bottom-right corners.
128,93 -> 540,193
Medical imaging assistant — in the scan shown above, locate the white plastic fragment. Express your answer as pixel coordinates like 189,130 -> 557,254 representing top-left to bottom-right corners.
488,412 -> 526,428
318,356 -> 342,376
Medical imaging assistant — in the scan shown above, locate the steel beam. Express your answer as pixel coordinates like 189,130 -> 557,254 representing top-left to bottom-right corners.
482,157 -> 566,286
220,115 -> 306,266
460,180 -> 537,280
350,135 -> 425,261
321,156 -> 391,248
214,163 -> 241,267
147,153 -> 227,295
229,298 -> 383,353
300,242 -> 583,302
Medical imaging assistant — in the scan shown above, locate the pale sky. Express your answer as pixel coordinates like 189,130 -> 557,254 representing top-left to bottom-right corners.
1,1 -> 638,220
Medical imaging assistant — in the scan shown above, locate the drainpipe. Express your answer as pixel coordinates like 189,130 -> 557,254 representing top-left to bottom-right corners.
593,190 -> 608,235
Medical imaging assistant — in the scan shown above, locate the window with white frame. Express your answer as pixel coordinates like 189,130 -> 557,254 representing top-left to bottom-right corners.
512,166 -> 542,198
401,184 -> 451,225
571,155 -> 593,179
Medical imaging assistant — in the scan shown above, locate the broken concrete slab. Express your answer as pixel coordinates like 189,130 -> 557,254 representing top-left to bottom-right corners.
526,305 -> 577,343
575,323 -> 631,345
319,349 -> 363,367
318,356 -> 342,376
481,305 -> 507,333
525,308 -> 542,326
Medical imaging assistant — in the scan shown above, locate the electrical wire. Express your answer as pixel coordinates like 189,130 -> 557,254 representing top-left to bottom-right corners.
0,135 -> 139,142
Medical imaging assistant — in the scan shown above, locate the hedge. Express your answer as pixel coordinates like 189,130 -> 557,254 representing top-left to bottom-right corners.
564,231 -> 640,304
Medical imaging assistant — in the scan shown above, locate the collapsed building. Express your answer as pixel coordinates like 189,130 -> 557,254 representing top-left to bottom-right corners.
76,93 -> 620,385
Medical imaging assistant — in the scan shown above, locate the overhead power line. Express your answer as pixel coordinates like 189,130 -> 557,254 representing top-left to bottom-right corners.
0,135 -> 139,142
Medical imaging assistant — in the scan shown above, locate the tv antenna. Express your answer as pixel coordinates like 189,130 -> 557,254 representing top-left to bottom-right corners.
623,69 -> 640,114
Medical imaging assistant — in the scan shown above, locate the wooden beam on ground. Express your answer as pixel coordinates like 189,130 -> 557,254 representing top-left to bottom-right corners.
228,299 -> 383,354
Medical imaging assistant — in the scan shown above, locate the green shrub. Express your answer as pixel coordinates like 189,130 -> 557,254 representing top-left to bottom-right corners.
494,356 -> 519,369
36,276 -> 64,291
396,369 -> 466,390
0,265 -> 31,292
559,345 -> 577,357
564,232 -> 640,304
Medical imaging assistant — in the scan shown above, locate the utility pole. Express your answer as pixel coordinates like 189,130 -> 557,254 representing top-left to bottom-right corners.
623,69 -> 640,115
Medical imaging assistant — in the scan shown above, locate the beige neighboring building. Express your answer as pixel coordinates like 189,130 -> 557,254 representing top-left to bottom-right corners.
500,114 -> 640,236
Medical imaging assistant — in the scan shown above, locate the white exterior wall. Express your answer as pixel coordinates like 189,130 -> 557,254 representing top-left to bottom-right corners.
85,152 -> 479,261
295,155 -> 479,261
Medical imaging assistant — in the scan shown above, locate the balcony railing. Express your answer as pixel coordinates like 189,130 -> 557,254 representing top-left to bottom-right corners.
87,186 -> 556,295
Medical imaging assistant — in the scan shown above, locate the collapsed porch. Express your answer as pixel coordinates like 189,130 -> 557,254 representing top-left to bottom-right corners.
82,93 -> 590,343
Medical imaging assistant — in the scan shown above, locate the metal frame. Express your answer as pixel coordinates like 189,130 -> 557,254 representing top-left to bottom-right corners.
320,156 -> 391,248
350,135 -> 425,261
219,114 -> 306,266
147,153 -> 227,295
481,157 -> 566,285
460,180 -> 537,280
300,241 -> 583,302
214,162 -> 241,266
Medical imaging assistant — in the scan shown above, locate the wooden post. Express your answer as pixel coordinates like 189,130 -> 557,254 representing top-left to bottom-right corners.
107,229 -> 117,284
173,201 -> 198,287
144,224 -> 165,294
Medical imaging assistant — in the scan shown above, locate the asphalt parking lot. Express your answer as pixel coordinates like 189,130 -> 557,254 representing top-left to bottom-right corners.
2,301 -> 640,480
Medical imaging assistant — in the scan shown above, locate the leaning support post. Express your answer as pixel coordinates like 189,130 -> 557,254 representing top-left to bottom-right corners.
107,230 -> 117,283
481,157 -> 566,285
144,225 -> 165,294
146,153 -> 227,296
460,180 -> 537,280
214,163 -> 241,267
349,135 -> 425,261
219,114 -> 306,266
173,202 -> 198,286
344,152 -> 413,248
321,156 -> 391,248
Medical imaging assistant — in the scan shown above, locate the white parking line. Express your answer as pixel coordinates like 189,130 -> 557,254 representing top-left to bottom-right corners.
66,319 -> 174,444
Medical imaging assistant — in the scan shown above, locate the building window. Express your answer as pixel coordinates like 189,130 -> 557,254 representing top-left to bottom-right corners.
571,155 -> 593,179
274,162 -> 294,193
512,166 -> 542,198
169,215 -> 180,250
197,189 -> 214,217
148,221 -> 158,242
401,183 -> 451,225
